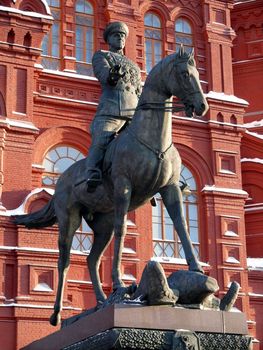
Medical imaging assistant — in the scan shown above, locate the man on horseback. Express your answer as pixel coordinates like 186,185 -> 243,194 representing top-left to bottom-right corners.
84,22 -> 142,192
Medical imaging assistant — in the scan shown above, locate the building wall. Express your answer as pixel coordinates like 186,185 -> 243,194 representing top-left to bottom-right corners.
232,1 -> 263,348
0,0 -> 261,349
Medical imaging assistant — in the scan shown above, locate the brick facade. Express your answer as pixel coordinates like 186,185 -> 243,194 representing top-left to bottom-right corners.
0,0 -> 262,349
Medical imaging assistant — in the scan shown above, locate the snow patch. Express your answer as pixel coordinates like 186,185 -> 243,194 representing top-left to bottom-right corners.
33,283 -> 53,292
32,163 -> 45,169
245,205 -> 263,212
34,63 -> 43,69
0,5 -> 53,19
205,91 -> 249,105
247,258 -> 263,271
224,230 -> 238,237
0,303 -> 81,310
0,118 -> 39,131
4,188 -> 54,216
246,130 -> 263,140
244,119 -> 263,129
248,293 -> 263,298
241,158 -> 263,165
42,69 -> 97,81
122,274 -> 137,281
202,185 -> 248,196
67,279 -> 92,285
151,256 -> 209,266
37,94 -> 98,106
123,247 -> 136,254
0,245 -> 90,257
226,257 -> 240,264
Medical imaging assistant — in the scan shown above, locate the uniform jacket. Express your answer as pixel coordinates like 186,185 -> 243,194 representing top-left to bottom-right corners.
92,50 -> 142,118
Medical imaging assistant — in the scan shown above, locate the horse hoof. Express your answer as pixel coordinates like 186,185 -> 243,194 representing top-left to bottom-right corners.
50,312 -> 61,327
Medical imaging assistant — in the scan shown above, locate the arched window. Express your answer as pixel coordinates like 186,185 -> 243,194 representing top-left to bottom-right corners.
152,165 -> 200,259
144,12 -> 163,74
42,145 -> 84,187
175,18 -> 193,53
75,0 -> 94,75
41,0 -> 61,70
42,145 -> 92,252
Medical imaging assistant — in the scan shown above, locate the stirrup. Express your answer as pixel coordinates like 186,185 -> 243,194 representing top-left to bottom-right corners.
86,168 -> 102,192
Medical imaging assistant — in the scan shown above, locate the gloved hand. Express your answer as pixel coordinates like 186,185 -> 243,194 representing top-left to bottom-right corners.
108,64 -> 126,85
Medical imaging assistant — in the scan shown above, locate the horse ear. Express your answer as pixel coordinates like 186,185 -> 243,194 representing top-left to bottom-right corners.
179,44 -> 185,57
190,47 -> 195,58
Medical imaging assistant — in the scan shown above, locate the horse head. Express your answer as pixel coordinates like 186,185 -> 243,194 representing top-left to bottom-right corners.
161,45 -> 209,118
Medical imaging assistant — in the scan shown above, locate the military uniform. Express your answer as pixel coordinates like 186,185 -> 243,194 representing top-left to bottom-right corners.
90,50 -> 141,145
83,21 -> 142,191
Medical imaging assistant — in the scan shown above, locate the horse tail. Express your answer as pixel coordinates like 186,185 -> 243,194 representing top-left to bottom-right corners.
13,198 -> 57,229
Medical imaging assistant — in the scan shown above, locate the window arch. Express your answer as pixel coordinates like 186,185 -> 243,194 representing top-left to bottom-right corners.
41,0 -> 61,70
42,145 -> 92,252
75,0 -> 94,75
144,12 -> 163,74
175,18 -> 193,53
42,145 -> 84,186
152,164 -> 200,259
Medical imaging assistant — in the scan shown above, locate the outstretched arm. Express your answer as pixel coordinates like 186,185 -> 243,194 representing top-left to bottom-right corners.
92,51 -> 124,86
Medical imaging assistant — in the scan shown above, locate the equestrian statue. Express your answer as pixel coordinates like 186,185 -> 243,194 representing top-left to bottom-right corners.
14,22 -> 209,327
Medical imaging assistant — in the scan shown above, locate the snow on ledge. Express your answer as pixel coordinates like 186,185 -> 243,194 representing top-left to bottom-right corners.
244,119 -> 263,129
3,187 -> 54,216
122,273 -> 137,281
241,158 -> 263,165
151,257 -> 209,267
0,5 -> 52,19
247,258 -> 263,271
0,245 -> 90,257
42,69 -> 97,81
224,230 -> 238,237
234,0 -> 257,6
202,185 -> 248,196
0,118 -> 39,131
123,247 -> 136,254
225,257 -> 240,264
205,91 -> 249,105
33,282 -> 53,292
246,130 -> 263,140
0,303 -> 81,310
67,279 -> 92,285
248,293 -> 263,298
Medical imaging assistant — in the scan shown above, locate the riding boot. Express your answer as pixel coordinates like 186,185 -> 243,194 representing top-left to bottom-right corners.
85,145 -> 105,192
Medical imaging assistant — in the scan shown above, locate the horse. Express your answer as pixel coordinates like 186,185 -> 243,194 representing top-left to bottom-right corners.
14,47 -> 209,326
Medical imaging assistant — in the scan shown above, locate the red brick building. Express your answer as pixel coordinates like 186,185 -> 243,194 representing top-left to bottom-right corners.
0,0 -> 262,349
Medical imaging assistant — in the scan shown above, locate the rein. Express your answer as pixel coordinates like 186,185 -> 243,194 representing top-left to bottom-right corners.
135,101 -> 185,112
127,127 -> 173,161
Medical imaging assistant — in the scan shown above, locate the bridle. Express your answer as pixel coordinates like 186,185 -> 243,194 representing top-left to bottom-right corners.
136,101 -> 185,113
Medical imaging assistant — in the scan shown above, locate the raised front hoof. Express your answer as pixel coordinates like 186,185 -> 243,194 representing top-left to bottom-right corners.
50,312 -> 61,327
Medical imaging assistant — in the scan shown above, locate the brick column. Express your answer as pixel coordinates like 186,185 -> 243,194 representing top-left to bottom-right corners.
0,127 -> 6,211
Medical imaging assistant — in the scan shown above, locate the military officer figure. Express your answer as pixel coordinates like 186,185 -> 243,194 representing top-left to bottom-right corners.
84,21 -> 142,192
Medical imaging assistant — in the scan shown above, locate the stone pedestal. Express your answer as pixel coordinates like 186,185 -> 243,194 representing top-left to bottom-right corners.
21,304 -> 252,350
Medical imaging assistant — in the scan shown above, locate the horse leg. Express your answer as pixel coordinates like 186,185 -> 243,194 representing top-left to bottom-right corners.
112,178 -> 132,290
84,212 -> 114,304
159,184 -> 204,273
50,209 -> 81,326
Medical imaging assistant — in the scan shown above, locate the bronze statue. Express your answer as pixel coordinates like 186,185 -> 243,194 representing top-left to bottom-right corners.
14,42 -> 209,326
84,22 -> 141,191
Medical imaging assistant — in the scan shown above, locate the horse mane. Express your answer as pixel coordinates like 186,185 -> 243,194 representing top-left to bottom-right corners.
144,51 -> 195,88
